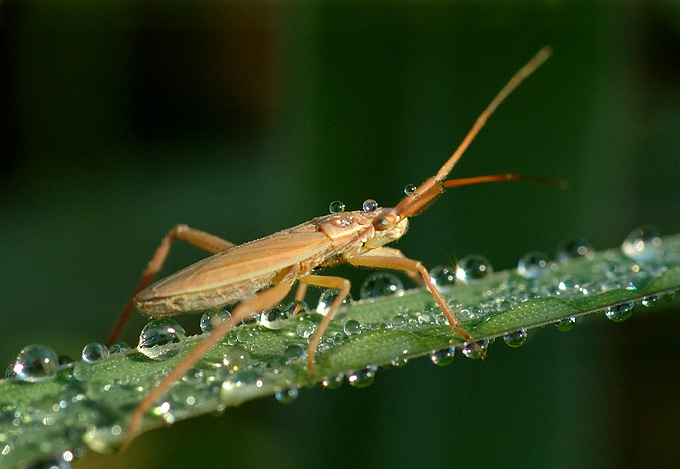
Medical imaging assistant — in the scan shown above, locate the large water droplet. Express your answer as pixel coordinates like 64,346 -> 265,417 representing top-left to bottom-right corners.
429,265 -> 457,292
605,302 -> 634,322
517,252 -> 549,279
13,344 -> 59,382
362,199 -> 378,212
359,272 -> 404,299
296,317 -> 316,339
456,255 -> 493,283
622,225 -> 662,262
461,339 -> 489,360
430,346 -> 455,366
81,343 -> 109,363
555,317 -> 576,332
503,329 -> 528,347
348,366 -> 377,388
316,289 -> 353,317
343,319 -> 363,336
329,200 -> 345,214
138,318 -> 186,360
200,310 -> 231,333
108,341 -> 131,355
404,184 -> 416,196
556,237 -> 592,261
260,304 -> 291,329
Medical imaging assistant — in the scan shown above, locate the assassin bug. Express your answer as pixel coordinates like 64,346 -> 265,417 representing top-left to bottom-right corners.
109,46 -> 558,439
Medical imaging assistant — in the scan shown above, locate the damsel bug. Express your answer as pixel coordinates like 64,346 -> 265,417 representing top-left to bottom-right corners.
108,46 -> 559,440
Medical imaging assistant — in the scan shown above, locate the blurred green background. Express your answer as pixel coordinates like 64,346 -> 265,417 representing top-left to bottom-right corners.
1,1 -> 680,468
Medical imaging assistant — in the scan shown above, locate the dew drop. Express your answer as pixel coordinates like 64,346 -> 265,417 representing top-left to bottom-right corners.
343,319 -> 363,336
316,289 -> 353,317
430,346 -> 455,366
641,295 -> 659,308
461,339 -> 489,360
556,237 -> 592,261
329,200 -> 345,214
275,387 -> 298,404
503,329 -> 528,347
404,184 -> 416,196
200,310 -> 231,333
13,344 -> 59,382
556,317 -> 576,332
359,272 -> 404,299
348,366 -> 377,388
138,318 -> 186,360
322,373 -> 344,389
108,341 -> 130,354
605,302 -> 634,322
456,255 -> 493,282
283,344 -> 306,361
81,343 -> 109,363
429,265 -> 457,292
517,252 -> 549,279
296,318 -> 316,339
622,225 -> 662,262
362,199 -> 378,212
260,304 -> 291,329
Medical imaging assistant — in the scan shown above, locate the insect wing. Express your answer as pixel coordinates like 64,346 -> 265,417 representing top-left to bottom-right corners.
139,227 -> 330,301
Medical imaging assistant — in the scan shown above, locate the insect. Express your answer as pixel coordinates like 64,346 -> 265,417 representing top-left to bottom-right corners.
108,46 -> 558,441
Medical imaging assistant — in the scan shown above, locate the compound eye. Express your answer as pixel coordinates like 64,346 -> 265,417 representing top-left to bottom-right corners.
374,216 -> 390,231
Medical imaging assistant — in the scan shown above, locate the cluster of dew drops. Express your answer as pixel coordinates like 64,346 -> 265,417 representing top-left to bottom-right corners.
2,221 -> 673,465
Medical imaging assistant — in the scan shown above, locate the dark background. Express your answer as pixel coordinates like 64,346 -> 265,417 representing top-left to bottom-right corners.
1,1 -> 679,468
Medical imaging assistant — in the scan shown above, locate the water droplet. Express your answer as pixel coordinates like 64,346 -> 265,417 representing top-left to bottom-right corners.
359,272 -> 404,299
138,318 -> 186,360
260,304 -> 291,329
200,310 -> 231,333
348,366 -> 377,388
461,339 -> 489,360
556,237 -> 592,261
622,225 -> 662,262
108,341 -> 130,354
81,343 -> 109,363
275,387 -> 298,404
329,200 -> 345,214
296,318 -> 316,339
404,184 -> 416,196
456,255 -> 493,282
503,329 -> 528,347
343,319 -> 362,336
322,373 -> 344,389
316,289 -> 353,317
430,346 -> 455,366
556,317 -> 576,331
605,302 -> 634,322
641,295 -> 659,308
283,344 -> 306,361
5,363 -> 16,379
429,265 -> 457,292
13,344 -> 59,382
517,252 -> 549,279
362,199 -> 378,212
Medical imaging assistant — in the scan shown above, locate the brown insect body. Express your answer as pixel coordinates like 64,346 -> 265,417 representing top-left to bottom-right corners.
134,207 -> 409,315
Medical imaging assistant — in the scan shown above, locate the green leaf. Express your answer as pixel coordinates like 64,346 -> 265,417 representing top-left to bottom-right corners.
1,233 -> 679,468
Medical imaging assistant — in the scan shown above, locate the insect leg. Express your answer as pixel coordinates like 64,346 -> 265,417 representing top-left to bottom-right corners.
125,280 -> 293,441
297,274 -> 351,377
357,247 -> 425,286
107,224 -> 237,345
348,253 -> 482,354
